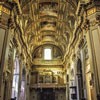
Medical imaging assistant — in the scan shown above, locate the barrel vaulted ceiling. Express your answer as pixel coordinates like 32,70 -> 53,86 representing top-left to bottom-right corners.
18,0 -> 78,59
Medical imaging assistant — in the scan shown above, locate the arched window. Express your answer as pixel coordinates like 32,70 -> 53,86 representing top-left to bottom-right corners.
44,48 -> 52,60
77,58 -> 84,99
11,57 -> 20,100
19,68 -> 26,100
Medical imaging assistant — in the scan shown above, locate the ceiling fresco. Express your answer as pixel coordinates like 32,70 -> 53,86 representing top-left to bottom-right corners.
18,0 -> 78,59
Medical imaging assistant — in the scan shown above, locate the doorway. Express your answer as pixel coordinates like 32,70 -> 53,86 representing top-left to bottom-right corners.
40,89 -> 55,100
77,59 -> 84,100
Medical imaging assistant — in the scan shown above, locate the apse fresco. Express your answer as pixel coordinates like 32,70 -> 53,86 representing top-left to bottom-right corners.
33,46 -> 62,59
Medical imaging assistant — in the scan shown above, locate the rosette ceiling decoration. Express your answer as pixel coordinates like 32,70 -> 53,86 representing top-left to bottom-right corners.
21,0 -> 77,59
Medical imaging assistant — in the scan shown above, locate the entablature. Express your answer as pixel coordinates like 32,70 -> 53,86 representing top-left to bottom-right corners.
30,83 -> 66,89
33,59 -> 63,66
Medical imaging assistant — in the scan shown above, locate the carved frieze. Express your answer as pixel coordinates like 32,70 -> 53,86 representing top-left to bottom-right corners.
85,14 -> 100,27
82,19 -> 90,31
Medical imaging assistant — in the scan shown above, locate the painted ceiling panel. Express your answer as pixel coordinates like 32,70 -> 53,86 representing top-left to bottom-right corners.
20,0 -> 77,59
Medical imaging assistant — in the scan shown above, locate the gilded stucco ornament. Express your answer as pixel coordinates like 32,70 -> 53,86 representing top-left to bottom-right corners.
83,19 -> 90,31
72,54 -> 76,62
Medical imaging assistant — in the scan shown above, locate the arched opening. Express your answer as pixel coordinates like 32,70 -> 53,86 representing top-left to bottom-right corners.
11,57 -> 20,100
77,58 -> 84,100
19,68 -> 26,100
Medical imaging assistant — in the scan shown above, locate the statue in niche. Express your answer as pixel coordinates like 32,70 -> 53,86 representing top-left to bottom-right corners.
39,75 -> 43,83
53,76 -> 58,83
45,74 -> 50,83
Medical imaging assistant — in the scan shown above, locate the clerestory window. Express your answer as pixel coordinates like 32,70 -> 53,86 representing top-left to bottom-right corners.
44,48 -> 52,60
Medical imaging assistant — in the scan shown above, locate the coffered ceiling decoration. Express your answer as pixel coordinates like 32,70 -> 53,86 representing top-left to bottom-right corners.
19,0 -> 78,59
